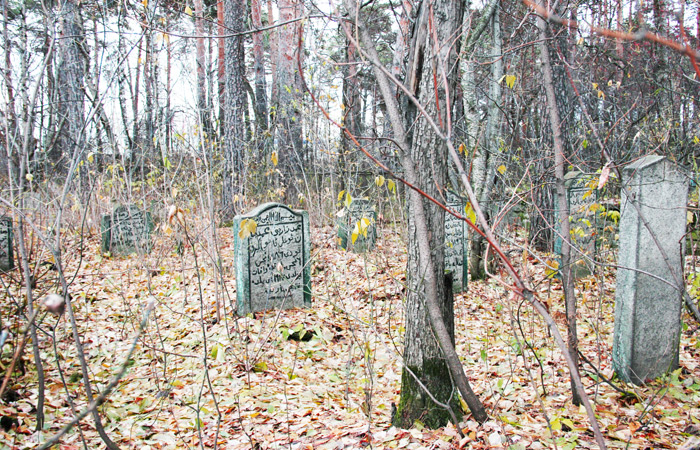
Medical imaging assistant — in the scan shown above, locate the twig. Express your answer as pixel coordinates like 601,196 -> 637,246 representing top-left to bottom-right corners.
37,300 -> 156,450
0,308 -> 40,398
522,0 -> 700,78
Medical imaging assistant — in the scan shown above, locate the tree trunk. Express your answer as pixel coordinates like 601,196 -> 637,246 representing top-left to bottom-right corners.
195,0 -> 209,133
393,0 -> 482,428
50,0 -> 85,175
116,11 -> 133,154
466,0 -> 500,281
339,20 -> 362,192
222,0 -> 247,220
344,0 -> 487,425
217,0 -> 225,136
165,16 -> 172,159
536,5 -> 582,406
267,0 -> 278,109
143,30 -> 155,169
250,0 -> 268,131
274,0 -> 304,203
131,40 -> 142,166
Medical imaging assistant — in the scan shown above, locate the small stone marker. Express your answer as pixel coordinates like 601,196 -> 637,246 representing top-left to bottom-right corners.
233,203 -> 311,315
337,199 -> 376,252
613,155 -> 687,384
554,172 -> 598,277
100,205 -> 154,255
0,216 -> 14,272
444,193 -> 468,293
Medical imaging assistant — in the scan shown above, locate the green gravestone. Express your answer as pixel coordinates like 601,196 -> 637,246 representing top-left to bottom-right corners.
101,205 -> 154,255
337,199 -> 376,253
444,193 -> 468,293
233,203 -> 311,315
554,171 -> 598,278
0,216 -> 14,272
613,155 -> 687,384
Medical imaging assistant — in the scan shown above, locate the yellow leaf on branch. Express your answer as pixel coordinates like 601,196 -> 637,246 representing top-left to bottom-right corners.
464,203 -> 476,224
545,260 -> 559,278
238,218 -> 258,239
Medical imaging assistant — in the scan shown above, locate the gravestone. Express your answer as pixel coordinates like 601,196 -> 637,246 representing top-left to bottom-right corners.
554,172 -> 598,278
687,175 -> 700,255
613,155 -> 687,384
337,199 -> 377,252
444,193 -> 468,293
0,216 -> 14,272
101,205 -> 154,255
233,203 -> 311,315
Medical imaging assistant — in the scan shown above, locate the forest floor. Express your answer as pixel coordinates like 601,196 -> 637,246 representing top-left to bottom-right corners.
1,222 -> 699,449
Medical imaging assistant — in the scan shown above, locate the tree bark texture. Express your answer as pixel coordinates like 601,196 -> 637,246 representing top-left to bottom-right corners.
250,0 -> 268,131
274,0 -> 304,203
143,30 -> 155,166
339,20 -> 362,192
267,0 -> 278,108
195,0 -> 209,132
394,0 -> 469,428
467,1 -> 500,281
344,0 -> 486,425
51,0 -> 85,173
217,0 -> 225,135
222,0 -> 247,220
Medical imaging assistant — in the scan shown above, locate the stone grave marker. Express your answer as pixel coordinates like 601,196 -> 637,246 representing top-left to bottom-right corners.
554,171 -> 598,277
444,193 -> 468,293
233,203 -> 311,315
337,199 -> 376,252
613,155 -> 687,384
0,216 -> 14,272
101,205 -> 154,255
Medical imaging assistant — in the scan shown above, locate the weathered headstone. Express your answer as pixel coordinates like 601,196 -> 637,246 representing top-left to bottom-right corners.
444,193 -> 468,293
613,155 -> 687,384
101,205 -> 154,255
0,216 -> 14,272
554,172 -> 598,278
687,175 -> 700,255
337,199 -> 376,252
234,203 -> 311,315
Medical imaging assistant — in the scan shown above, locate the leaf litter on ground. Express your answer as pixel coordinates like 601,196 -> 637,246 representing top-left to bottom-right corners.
0,222 -> 698,449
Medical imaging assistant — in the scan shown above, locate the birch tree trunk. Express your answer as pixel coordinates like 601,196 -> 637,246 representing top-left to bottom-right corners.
195,0 -> 209,133
469,4 -> 501,280
217,0 -> 225,134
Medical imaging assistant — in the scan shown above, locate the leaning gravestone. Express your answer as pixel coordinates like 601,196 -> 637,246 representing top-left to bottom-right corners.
613,155 -> 687,384
233,203 -> 311,315
444,193 -> 468,293
0,216 -> 14,272
101,205 -> 154,255
337,199 -> 376,252
554,172 -> 598,278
